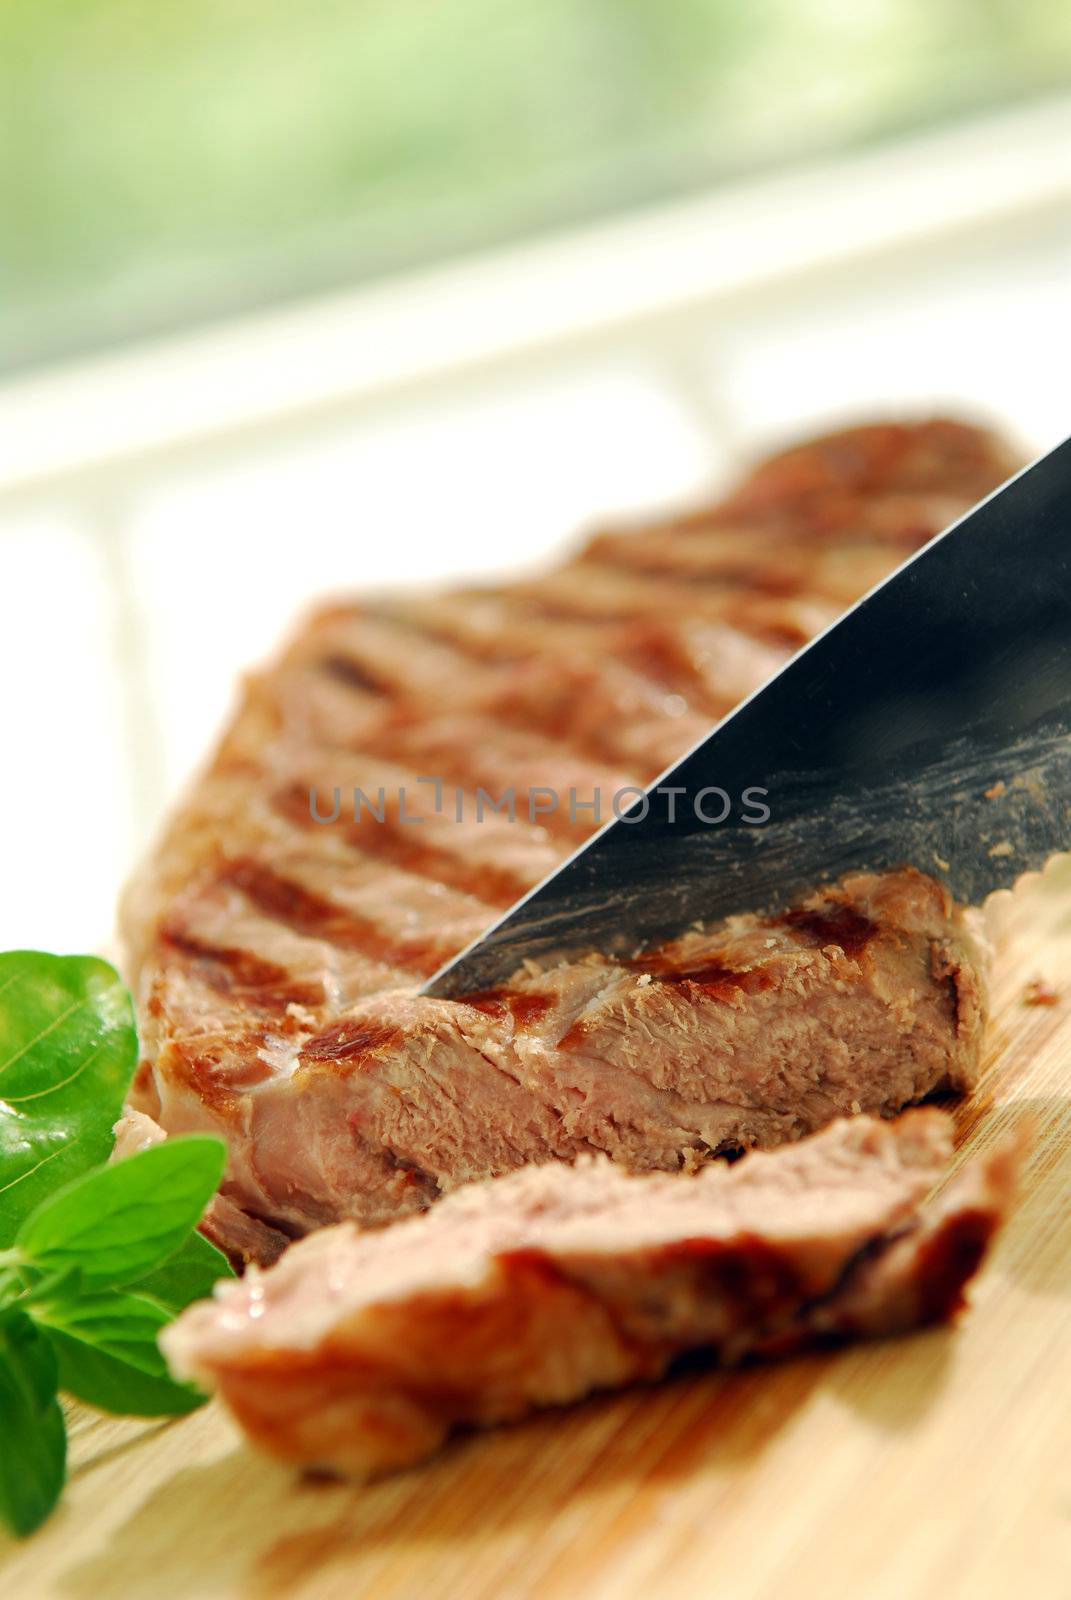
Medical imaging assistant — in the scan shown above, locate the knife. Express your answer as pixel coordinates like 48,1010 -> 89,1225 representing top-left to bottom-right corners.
424,434 -> 1071,998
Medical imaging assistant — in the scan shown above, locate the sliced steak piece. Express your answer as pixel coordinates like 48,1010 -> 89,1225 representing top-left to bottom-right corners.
131,868 -> 987,1241
163,1109 -> 1019,1480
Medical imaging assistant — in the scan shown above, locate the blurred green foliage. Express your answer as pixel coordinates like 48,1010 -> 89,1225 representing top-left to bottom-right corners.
1,0 -> 1069,370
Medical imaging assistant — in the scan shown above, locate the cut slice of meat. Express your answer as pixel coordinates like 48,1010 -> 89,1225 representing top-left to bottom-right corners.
130,867 -> 987,1242
163,1109 -> 1020,1480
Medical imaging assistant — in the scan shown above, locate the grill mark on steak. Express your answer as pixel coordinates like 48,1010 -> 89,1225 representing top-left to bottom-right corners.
369,599 -> 776,724
350,823 -> 540,909
513,564 -> 841,647
220,857 -> 441,977
158,926 -> 324,1010
587,490 -> 970,553
365,595 -> 555,665
457,646 -> 721,776
778,904 -> 877,960
300,623 -> 697,779
300,1021 -> 403,1066
256,654 -> 649,846
629,951 -> 778,1002
462,989 -> 554,1027
579,498 -> 973,609
571,540 -> 903,609
554,955 -> 776,1051
163,1029 -> 277,1113
360,714 -> 639,844
316,652 -> 391,697
579,529 -> 835,586
271,781 -> 544,909
371,575 -> 829,656
478,656 -> 708,776
724,419 -> 1018,510
295,611 -> 494,713
612,628 -> 734,713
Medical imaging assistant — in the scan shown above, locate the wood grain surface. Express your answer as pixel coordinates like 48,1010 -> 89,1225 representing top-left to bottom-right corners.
4,865 -> 1071,1600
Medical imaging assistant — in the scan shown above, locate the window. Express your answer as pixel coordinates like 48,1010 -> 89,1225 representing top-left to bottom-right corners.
3,0 -> 1069,371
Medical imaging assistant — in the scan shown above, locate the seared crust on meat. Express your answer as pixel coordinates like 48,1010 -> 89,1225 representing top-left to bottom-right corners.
134,866 -> 988,1238
121,418 -> 1015,1254
163,1109 -> 1020,1479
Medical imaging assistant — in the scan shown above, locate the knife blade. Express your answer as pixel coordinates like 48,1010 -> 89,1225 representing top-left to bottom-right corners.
423,434 -> 1071,998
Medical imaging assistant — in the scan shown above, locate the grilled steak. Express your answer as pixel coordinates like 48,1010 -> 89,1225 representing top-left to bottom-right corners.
121,417 -> 1016,1256
131,866 -> 986,1239
163,1109 -> 1019,1479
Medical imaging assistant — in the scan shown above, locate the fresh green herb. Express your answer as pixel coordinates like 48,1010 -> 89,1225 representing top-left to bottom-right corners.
0,953 -> 235,1539
0,1311 -> 66,1539
0,952 -> 137,1245
29,1284 -> 204,1417
16,1136 -> 227,1289
133,1227 -> 236,1316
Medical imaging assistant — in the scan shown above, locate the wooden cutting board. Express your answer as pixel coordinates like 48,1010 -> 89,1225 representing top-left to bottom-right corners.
4,866 -> 1071,1600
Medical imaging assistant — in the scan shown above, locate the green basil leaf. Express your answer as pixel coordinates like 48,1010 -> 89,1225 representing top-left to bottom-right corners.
131,1226 -> 234,1315
31,1289 -> 205,1417
0,1261 -> 27,1310
0,1309 -> 67,1537
16,1136 -> 227,1289
0,953 -> 136,1247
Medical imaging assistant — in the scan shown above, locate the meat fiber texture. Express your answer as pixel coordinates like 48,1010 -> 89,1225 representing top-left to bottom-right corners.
163,1109 -> 1020,1479
120,418 -> 1018,1258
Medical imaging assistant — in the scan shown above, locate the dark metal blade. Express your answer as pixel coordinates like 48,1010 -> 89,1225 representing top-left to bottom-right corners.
424,435 -> 1071,998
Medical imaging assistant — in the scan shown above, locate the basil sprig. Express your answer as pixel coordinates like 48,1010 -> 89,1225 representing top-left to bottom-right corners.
0,952 -> 136,1245
0,1312 -> 66,1540
16,1137 -> 227,1289
0,953 -> 235,1538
